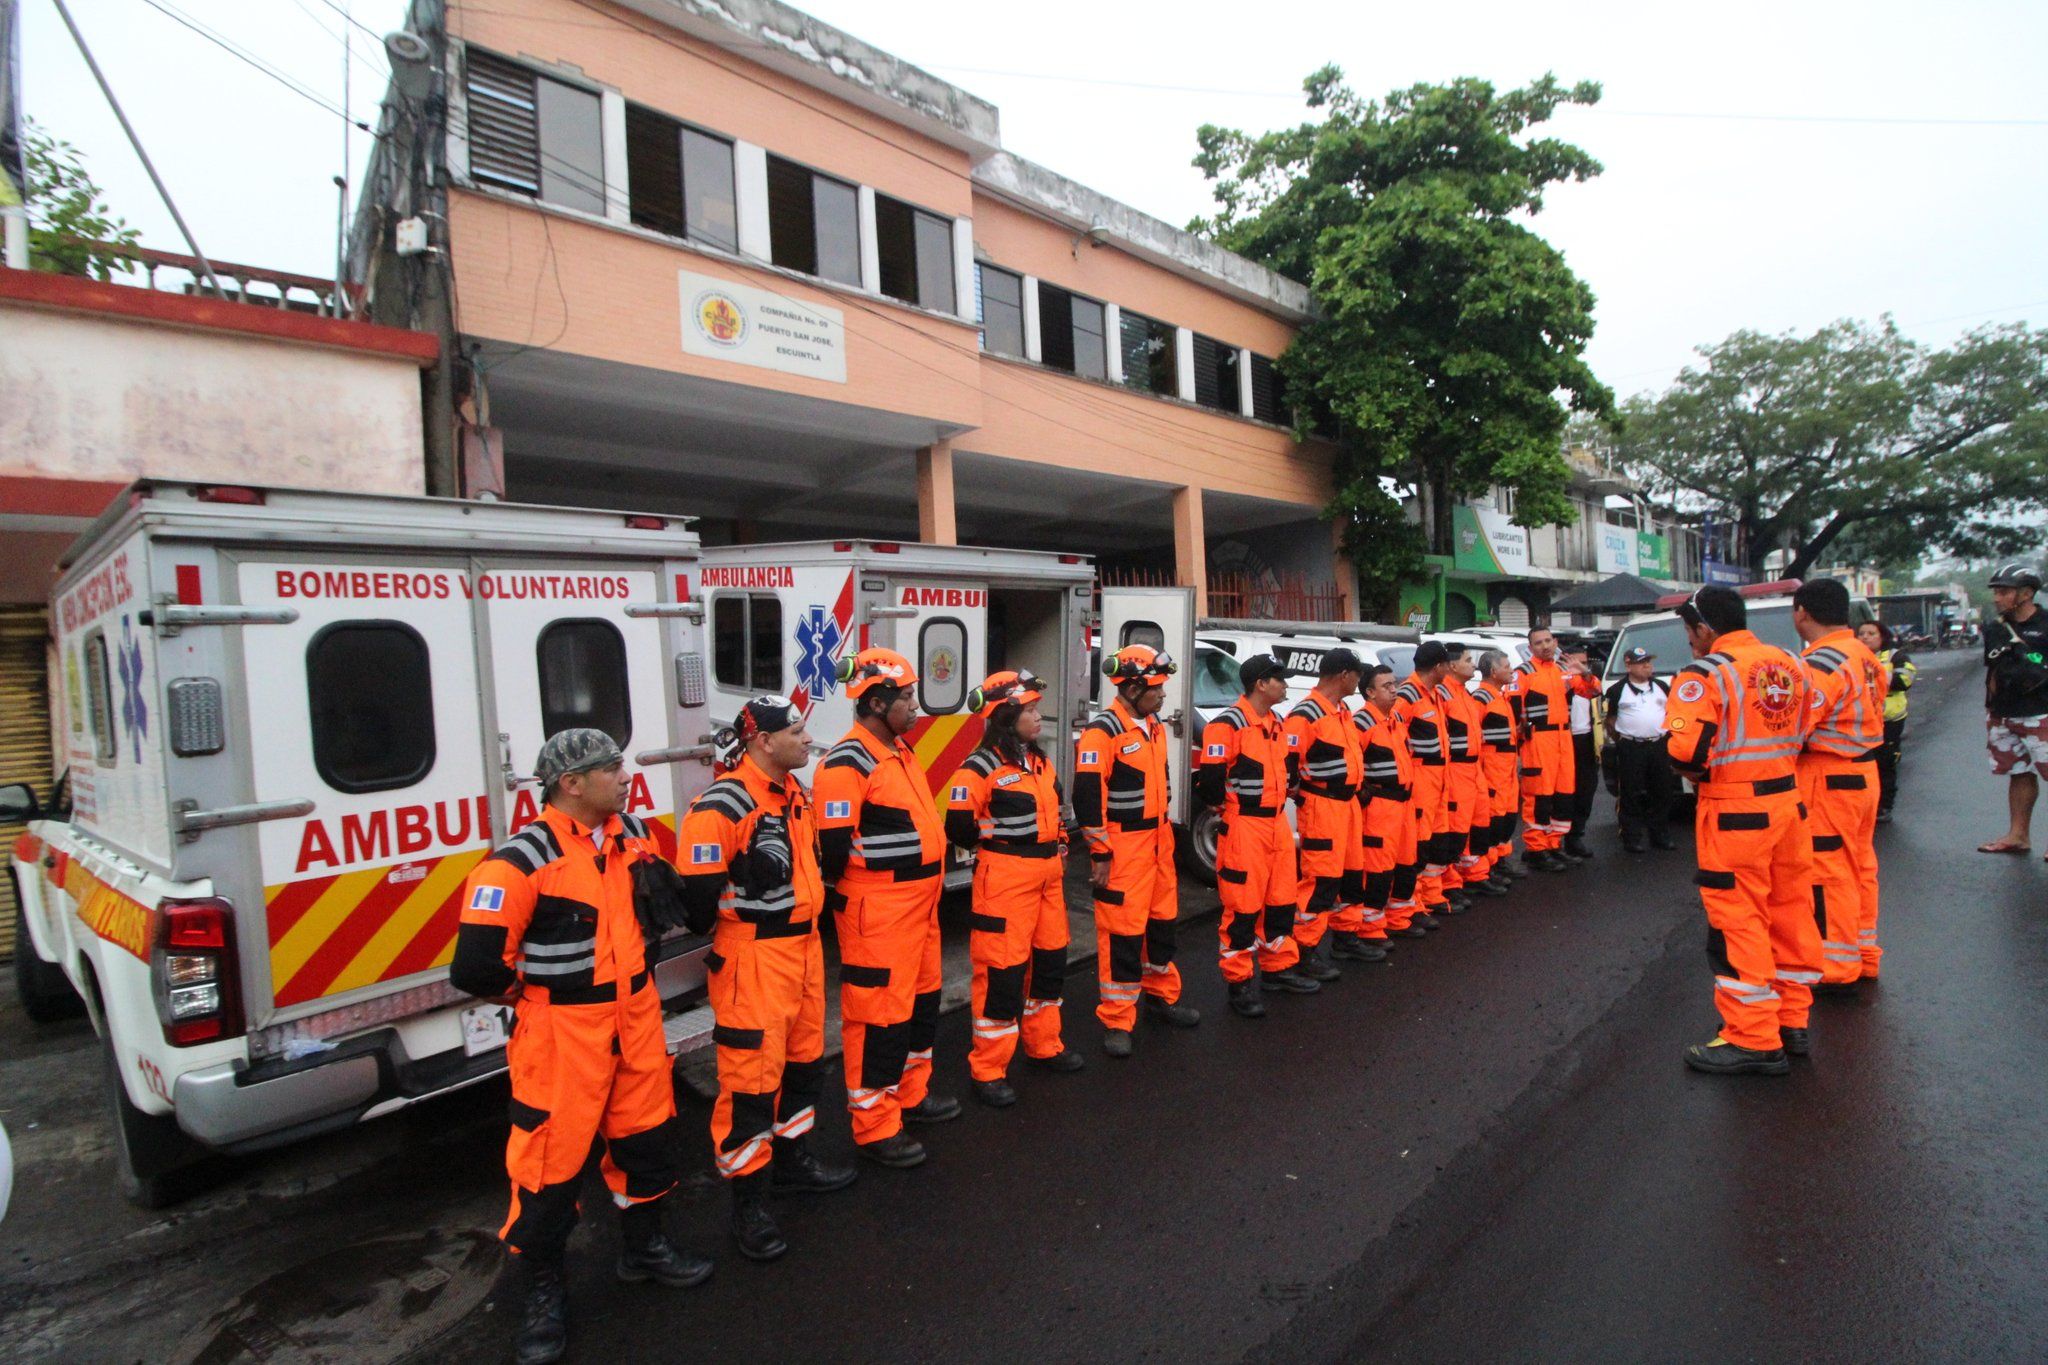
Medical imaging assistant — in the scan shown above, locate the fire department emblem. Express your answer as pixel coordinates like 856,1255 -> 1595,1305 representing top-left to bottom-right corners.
927,646 -> 958,685
1674,677 -> 1706,705
1748,658 -> 1801,727
692,290 -> 747,347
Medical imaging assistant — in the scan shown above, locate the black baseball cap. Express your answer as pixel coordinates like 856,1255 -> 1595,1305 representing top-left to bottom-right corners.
1319,647 -> 1366,677
1623,647 -> 1656,664
1239,653 -> 1289,691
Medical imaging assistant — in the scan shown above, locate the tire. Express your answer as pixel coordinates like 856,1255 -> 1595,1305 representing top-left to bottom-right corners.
98,1025 -> 210,1209
10,868 -> 84,1023
1178,805 -> 1223,886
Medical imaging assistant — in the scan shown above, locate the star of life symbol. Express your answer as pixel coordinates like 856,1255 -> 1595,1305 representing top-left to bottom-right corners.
794,603 -> 845,702
117,614 -> 149,763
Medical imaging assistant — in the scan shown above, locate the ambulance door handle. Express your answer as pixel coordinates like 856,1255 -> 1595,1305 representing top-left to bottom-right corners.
1164,709 -> 1185,738
500,732 -> 537,791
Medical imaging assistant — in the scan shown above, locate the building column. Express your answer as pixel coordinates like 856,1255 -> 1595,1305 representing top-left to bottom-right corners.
733,141 -> 772,261
952,217 -> 977,324
1103,303 -> 1124,385
1174,327 -> 1196,403
918,441 -> 957,546
1173,485 -> 1207,618
599,90 -> 631,226
1236,347 -> 1255,417
1021,275 -> 1043,363
857,186 -> 881,294
1330,517 -> 1359,620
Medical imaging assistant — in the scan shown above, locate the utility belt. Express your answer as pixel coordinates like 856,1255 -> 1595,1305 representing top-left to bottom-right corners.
1526,720 -> 1565,732
1696,773 -> 1798,799
713,916 -> 817,951
1364,781 -> 1411,801
1229,800 -> 1282,819
1614,733 -> 1667,745
522,969 -> 651,1006
1299,780 -> 1359,801
980,838 -> 1061,860
841,859 -> 943,885
1107,813 -> 1161,831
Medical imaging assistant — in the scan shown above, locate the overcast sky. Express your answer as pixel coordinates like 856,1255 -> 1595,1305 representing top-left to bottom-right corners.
18,0 -> 2047,399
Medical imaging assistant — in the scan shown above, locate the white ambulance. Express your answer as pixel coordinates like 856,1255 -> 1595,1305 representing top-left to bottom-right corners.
4,483 -> 1129,1204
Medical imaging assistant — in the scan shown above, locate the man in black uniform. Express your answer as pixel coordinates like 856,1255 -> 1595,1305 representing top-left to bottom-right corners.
1603,647 -> 1678,852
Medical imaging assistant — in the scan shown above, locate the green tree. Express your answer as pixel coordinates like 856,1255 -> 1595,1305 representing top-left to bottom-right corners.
1616,319 -> 2048,580
24,119 -> 139,281
1191,69 -> 1613,605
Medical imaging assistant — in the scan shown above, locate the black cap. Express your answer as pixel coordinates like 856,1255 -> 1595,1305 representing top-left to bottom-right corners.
1623,647 -> 1655,664
1413,640 -> 1449,670
738,694 -> 801,740
1239,653 -> 1289,692
1320,646 -> 1365,677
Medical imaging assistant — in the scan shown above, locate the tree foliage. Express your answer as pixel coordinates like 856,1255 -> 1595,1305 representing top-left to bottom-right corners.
1616,319 -> 2048,580
23,119 -> 140,281
1191,69 -> 1613,595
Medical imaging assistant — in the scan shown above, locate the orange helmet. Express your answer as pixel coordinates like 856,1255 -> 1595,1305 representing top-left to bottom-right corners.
1103,644 -> 1176,688
968,668 -> 1045,718
836,646 -> 917,699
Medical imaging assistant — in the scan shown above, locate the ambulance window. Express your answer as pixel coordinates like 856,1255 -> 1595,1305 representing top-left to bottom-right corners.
712,594 -> 782,690
1119,620 -> 1165,653
538,620 -> 631,747
307,622 -> 437,793
83,630 -> 117,764
918,618 -> 967,715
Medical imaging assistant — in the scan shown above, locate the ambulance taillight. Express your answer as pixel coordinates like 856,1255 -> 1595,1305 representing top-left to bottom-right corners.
151,899 -> 245,1047
194,485 -> 266,506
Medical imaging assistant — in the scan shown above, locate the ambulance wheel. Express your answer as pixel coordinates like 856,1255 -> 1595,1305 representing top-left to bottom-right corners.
1180,807 -> 1222,886
98,1030 -> 208,1208
9,869 -> 83,1023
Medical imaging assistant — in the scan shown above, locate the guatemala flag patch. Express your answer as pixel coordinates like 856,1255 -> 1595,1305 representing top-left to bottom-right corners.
690,843 -> 722,865
468,885 -> 505,912
1205,743 -> 1228,758
824,800 -> 852,819
950,785 -> 970,803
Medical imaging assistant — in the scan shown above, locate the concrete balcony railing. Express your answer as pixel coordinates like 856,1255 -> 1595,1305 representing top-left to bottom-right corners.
59,238 -> 352,317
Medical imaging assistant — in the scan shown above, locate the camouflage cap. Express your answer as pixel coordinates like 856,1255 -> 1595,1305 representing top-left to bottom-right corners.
535,728 -> 623,791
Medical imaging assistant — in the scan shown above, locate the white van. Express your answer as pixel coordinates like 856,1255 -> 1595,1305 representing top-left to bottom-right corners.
5,483 -> 1112,1204
1599,584 -> 1877,689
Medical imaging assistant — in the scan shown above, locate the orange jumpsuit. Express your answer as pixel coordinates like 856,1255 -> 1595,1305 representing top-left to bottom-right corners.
945,744 -> 1069,1080
1284,692 -> 1366,952
1352,700 -> 1418,935
1472,683 -> 1521,872
1437,680 -> 1493,890
1514,658 -> 1576,853
1200,696 -> 1300,981
1798,630 -> 1886,984
817,725 -> 945,1147
453,807 -> 678,1258
1073,697 -> 1182,1030
1392,674 -> 1452,909
677,757 -> 826,1181
1664,630 -> 1825,1051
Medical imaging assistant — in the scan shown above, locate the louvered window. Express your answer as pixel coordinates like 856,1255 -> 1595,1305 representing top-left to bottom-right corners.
1191,333 -> 1238,413
463,47 -> 603,215
1249,352 -> 1288,425
626,102 -> 737,252
1119,309 -> 1175,396
874,193 -> 956,312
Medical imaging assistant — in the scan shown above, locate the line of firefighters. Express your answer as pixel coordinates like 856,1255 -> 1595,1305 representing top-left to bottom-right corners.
449,580 -> 1885,1364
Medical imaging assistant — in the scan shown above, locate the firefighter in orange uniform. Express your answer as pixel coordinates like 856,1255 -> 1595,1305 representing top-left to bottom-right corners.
1472,650 -> 1527,883
1343,663 -> 1410,955
452,729 -> 709,1365
1790,579 -> 1887,988
1437,646 -> 1506,900
1076,645 -> 1199,1059
1284,647 -> 1368,980
1515,627 -> 1591,871
1394,642 -> 1455,926
678,697 -> 857,1265
1201,652 -> 1322,1016
816,647 -> 958,1168
1663,586 -> 1825,1075
945,670 -> 1087,1106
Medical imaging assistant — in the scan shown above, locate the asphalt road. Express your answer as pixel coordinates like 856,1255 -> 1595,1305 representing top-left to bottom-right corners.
4,649 -> 2041,1362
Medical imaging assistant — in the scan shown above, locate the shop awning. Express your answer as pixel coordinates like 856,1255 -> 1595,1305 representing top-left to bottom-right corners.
1547,572 -> 1669,613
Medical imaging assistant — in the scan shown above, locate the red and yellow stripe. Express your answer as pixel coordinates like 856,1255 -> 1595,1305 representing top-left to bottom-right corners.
906,713 -> 985,803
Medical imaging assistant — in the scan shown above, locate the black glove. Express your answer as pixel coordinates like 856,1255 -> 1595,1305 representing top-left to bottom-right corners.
632,856 -> 706,937
741,814 -> 794,902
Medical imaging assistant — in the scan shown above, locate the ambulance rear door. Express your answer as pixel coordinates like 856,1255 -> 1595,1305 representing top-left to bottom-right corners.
1098,586 -> 1196,825
872,575 -> 988,798
235,556 -> 493,1023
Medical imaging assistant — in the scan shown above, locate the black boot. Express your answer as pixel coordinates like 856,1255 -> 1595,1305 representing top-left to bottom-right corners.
973,1077 -> 1018,1108
1683,1037 -> 1790,1076
1412,911 -> 1442,932
1622,830 -> 1647,853
1780,1027 -> 1811,1057
1496,857 -> 1528,880
1296,939 -> 1342,983
514,1259 -> 570,1365
1027,1046 -> 1088,1071
1652,832 -> 1679,850
1228,978 -> 1267,1018
1261,966 -> 1323,994
771,1137 -> 857,1195
617,1200 -> 715,1288
1142,994 -> 1202,1027
1470,876 -> 1509,898
902,1093 -> 962,1124
1329,931 -> 1378,962
1561,838 -> 1593,862
729,1172 -> 788,1262
857,1132 -> 928,1168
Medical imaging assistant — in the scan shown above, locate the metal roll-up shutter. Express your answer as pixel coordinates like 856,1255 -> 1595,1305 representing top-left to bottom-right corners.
0,607 -> 55,960
1495,595 -> 1531,631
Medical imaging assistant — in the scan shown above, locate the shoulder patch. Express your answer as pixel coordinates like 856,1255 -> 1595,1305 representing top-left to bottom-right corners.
961,749 -> 1000,777
692,779 -> 756,822
1673,676 -> 1708,705
824,741 -> 878,774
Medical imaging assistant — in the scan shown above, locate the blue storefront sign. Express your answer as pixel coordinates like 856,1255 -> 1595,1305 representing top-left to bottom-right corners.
1703,559 -> 1750,586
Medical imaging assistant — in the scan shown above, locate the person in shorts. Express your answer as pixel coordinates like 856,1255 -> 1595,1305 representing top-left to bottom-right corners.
1979,563 -> 2048,857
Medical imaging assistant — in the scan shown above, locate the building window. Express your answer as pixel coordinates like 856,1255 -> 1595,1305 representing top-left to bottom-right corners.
875,193 -> 955,312
538,620 -> 632,748
307,623 -> 437,794
1038,283 -> 1106,381
463,47 -> 604,216
977,263 -> 1024,357
766,155 -> 861,287
1248,353 -> 1288,425
712,594 -> 784,691
1118,309 -> 1175,396
624,103 -> 737,253
1191,334 -> 1238,413
917,618 -> 968,715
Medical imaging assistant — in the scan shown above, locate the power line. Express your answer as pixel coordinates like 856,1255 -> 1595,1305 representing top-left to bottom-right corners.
288,0 -> 392,81
141,0 -> 377,134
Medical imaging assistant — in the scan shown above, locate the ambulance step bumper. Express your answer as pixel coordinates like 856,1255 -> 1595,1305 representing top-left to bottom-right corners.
663,1004 -> 716,1056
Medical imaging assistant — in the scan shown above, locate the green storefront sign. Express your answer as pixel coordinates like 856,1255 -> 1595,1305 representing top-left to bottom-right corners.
1635,531 -> 1671,578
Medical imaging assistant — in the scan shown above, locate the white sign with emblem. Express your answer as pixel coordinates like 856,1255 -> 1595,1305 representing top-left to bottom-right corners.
461,1004 -> 513,1057
679,269 -> 847,384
